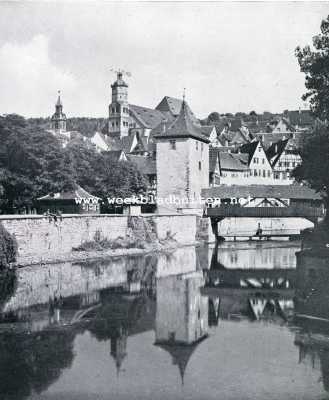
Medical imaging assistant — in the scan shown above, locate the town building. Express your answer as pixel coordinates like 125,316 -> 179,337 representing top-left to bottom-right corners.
266,138 -> 302,184
154,100 -> 210,211
36,184 -> 100,214
238,141 -> 274,184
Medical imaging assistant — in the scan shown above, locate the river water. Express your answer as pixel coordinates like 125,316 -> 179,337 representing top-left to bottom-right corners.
0,242 -> 329,400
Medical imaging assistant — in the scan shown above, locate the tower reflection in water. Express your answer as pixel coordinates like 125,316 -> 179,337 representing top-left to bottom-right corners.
154,269 -> 209,384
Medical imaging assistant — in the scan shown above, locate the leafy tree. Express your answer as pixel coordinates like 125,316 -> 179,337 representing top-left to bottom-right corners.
95,153 -> 148,200
295,16 -> 329,120
0,115 -> 74,213
292,120 -> 329,223
207,112 -> 220,123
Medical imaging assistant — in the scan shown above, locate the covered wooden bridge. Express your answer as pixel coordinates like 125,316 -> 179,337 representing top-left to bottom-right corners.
201,185 -> 325,240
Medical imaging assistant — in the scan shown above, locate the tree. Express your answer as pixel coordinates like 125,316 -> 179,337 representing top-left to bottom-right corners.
295,16 -> 329,120
207,112 -> 220,123
95,153 -> 148,201
0,115 -> 74,213
292,120 -> 329,218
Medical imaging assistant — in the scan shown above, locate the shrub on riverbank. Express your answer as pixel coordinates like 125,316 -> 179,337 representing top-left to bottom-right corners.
73,234 -> 147,252
0,223 -> 18,270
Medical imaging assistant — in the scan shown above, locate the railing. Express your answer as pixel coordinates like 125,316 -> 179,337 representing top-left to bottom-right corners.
205,204 -> 325,219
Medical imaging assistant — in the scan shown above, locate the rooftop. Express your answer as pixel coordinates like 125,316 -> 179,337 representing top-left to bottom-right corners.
154,101 -> 209,143
202,184 -> 322,200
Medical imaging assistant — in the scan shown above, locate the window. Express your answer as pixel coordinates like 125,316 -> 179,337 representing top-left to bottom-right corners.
263,170 -> 266,177
262,159 -> 265,164
201,143 -> 204,151
254,169 -> 257,176
267,170 -> 271,177
196,142 -> 198,150
170,140 -> 176,150
199,161 -> 202,171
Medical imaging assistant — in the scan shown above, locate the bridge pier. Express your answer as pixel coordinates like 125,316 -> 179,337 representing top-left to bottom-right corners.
210,217 -> 225,242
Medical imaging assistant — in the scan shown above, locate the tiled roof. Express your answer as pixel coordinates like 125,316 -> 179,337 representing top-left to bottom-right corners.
104,150 -> 126,163
218,152 -> 249,171
201,125 -> 215,137
209,148 -> 219,172
127,155 -> 156,175
121,135 -> 136,153
130,104 -> 166,129
238,141 -> 259,164
285,110 -> 314,127
155,96 -> 200,126
154,101 -> 209,143
37,184 -> 100,201
202,184 -> 322,200
266,139 -> 289,167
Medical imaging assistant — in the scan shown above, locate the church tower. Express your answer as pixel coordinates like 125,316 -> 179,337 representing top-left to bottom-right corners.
155,99 -> 209,211
51,91 -> 67,133
108,71 -> 130,139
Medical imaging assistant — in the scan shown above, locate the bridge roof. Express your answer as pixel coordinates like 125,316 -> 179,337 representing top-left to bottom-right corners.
202,184 -> 322,200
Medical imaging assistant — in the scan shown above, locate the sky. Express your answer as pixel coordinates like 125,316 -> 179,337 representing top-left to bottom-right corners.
0,1 -> 328,119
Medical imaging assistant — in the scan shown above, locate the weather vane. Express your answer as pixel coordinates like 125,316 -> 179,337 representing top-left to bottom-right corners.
110,68 -> 132,78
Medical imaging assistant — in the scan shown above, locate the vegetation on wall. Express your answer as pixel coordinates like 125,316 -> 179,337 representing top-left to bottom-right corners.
0,223 -> 18,270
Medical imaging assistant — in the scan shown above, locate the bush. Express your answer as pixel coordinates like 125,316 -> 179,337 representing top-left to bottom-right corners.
0,223 -> 18,270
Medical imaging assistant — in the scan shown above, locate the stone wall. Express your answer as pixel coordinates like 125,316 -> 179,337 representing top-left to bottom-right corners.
0,214 -> 197,265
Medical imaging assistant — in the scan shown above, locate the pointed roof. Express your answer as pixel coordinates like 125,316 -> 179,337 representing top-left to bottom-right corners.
56,91 -> 63,107
154,101 -> 209,143
266,138 -> 289,167
155,342 -> 200,385
239,141 -> 260,164
155,96 -> 201,125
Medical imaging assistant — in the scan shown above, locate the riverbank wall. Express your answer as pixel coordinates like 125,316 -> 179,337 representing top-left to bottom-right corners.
0,214 -> 197,265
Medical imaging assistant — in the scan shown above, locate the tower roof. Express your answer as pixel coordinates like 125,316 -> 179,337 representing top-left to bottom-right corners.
155,336 -> 208,385
154,101 -> 209,143
111,72 -> 128,89
56,94 -> 62,107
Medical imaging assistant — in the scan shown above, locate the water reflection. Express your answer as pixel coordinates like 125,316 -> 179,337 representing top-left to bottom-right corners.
1,243 -> 329,399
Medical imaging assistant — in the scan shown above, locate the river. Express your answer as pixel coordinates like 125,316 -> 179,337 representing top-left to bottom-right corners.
0,241 -> 328,400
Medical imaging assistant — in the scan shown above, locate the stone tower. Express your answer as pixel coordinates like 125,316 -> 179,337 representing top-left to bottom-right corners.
108,71 -> 130,138
51,91 -> 67,133
155,100 -> 209,211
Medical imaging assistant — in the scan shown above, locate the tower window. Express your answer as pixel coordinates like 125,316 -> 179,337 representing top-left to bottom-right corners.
170,140 -> 176,150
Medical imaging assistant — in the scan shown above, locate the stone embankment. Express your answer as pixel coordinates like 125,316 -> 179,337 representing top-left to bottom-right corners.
0,214 -> 198,266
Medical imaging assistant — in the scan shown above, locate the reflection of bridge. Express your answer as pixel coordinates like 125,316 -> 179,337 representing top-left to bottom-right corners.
202,268 -> 295,299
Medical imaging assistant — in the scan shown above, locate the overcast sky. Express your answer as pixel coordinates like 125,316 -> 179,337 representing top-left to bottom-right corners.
0,2 -> 328,119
